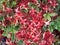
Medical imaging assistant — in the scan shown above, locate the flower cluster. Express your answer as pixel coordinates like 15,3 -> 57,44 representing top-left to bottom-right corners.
0,0 -> 58,45
40,0 -> 58,13
15,9 -> 44,45
39,31 -> 55,45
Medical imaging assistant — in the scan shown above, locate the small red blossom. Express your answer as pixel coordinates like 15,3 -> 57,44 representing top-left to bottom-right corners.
0,0 -> 58,45
42,5 -> 50,13
0,30 -> 4,41
39,40 -> 51,45
5,7 -> 12,13
4,17 -> 11,26
18,0 -> 37,6
47,0 -> 58,8
43,30 -> 55,44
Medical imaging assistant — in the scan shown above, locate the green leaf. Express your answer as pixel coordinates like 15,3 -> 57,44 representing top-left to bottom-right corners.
7,0 -> 16,8
49,16 -> 60,32
43,13 -> 51,20
42,0 -> 47,3
49,26 -> 54,32
42,25 -> 47,31
36,7 -> 41,12
0,0 -> 4,9
28,3 -> 37,8
49,21 -> 55,32
2,25 -> 17,37
0,0 -> 3,4
12,1 -> 16,6
43,13 -> 57,21
0,16 -> 4,21
53,17 -> 60,31
50,21 -> 55,26
22,8 -> 28,13
38,0 -> 40,3
49,13 -> 57,17
15,25 -> 20,31
47,15 -> 51,20
11,33 -> 15,42
18,40 -> 23,45
54,25 -> 58,29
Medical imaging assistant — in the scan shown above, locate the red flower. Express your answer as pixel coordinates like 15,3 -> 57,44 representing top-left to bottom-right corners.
0,30 -> 4,41
43,31 -> 55,44
4,17 -> 11,26
51,0 -> 58,8
18,0 -> 37,6
0,0 -> 57,45
15,8 -> 45,45
42,5 -> 50,13
47,0 -> 58,8
39,40 -> 51,45
11,17 -> 18,25
5,7 -> 12,13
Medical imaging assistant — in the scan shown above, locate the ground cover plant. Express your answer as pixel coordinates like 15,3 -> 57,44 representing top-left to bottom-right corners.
0,0 -> 60,45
